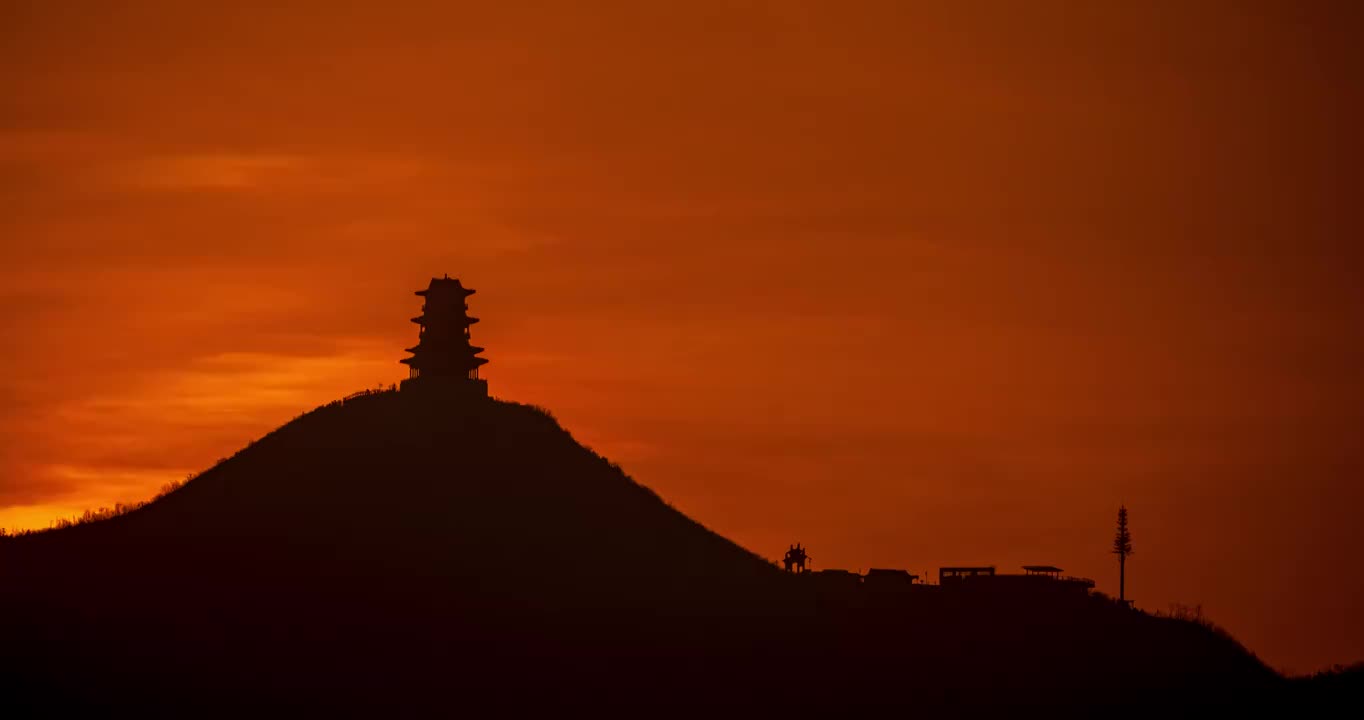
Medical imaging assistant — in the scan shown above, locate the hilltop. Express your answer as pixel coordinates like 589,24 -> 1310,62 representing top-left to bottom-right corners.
0,389 -> 1294,714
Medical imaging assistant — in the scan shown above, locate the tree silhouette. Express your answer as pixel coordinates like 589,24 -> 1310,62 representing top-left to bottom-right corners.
1113,505 -> 1134,604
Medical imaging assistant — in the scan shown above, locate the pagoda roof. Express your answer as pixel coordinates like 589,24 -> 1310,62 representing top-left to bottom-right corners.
416,275 -> 476,297
865,568 -> 919,579
405,344 -> 485,354
400,354 -> 487,367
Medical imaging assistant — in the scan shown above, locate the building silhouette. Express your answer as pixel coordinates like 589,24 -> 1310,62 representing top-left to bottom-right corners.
937,564 -> 1096,604
401,275 -> 488,395
798,557 -> 1098,608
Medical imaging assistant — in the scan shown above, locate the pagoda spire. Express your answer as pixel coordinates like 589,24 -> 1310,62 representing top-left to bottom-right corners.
400,275 -> 488,395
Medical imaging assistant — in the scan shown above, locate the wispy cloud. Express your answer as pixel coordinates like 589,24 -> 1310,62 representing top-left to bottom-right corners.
122,152 -> 314,190
117,150 -> 437,192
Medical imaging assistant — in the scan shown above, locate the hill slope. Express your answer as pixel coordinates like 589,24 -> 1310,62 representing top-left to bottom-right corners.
0,389 -> 1286,714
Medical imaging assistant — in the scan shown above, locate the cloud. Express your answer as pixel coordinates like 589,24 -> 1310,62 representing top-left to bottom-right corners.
122,152 -> 313,190
0,344 -> 401,530
116,150 -> 443,193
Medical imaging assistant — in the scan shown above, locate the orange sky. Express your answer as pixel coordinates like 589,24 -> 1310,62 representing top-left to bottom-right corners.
2,1 -> 1360,673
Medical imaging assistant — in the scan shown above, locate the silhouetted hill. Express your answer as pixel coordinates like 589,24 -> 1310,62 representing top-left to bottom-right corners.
0,389 -> 1303,715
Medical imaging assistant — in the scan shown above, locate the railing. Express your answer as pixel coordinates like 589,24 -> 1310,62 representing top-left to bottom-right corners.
1060,576 -> 1096,587
342,386 -> 395,403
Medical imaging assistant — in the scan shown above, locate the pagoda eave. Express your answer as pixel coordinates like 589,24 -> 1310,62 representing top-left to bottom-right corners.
401,356 -> 488,369
416,288 -> 476,297
411,315 -> 478,326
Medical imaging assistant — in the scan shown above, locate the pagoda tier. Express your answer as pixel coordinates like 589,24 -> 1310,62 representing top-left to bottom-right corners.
400,276 -> 489,390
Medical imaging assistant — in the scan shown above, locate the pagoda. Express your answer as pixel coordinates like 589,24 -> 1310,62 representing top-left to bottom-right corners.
400,275 -> 489,395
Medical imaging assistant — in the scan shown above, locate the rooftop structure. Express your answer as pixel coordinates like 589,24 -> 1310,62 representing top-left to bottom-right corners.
400,275 -> 488,395
863,568 -> 920,591
939,564 -> 1097,604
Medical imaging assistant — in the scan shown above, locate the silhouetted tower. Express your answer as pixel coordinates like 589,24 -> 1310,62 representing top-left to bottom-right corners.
1112,505 -> 1133,604
400,275 -> 488,395
782,543 -> 811,573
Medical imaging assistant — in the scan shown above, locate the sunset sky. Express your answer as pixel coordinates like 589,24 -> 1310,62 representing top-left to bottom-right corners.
2,1 -> 1360,673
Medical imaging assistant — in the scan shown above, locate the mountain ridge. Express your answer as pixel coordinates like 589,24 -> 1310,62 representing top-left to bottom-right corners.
0,388 -> 1303,714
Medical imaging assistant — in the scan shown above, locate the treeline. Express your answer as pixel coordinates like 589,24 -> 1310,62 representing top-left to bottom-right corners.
0,385 -> 405,540
0,477 -> 189,539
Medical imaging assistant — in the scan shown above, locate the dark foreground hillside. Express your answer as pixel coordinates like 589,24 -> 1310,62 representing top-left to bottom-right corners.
0,389 -> 1304,715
